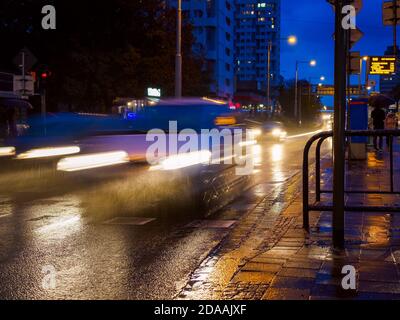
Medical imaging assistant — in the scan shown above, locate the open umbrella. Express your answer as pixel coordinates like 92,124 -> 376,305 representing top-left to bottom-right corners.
368,94 -> 395,109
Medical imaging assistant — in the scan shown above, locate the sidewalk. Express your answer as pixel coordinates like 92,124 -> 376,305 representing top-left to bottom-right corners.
177,142 -> 400,300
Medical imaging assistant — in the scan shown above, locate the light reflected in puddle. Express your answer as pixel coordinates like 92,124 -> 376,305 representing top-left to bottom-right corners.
0,198 -> 13,218
36,215 -> 81,235
271,144 -> 284,162
30,197 -> 84,240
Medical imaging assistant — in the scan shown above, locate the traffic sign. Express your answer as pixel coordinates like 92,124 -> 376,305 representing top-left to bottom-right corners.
383,0 -> 400,26
13,75 -> 35,96
350,28 -> 363,49
348,51 -> 361,74
13,47 -> 37,72
328,0 -> 363,13
369,56 -> 396,75
332,27 -> 364,49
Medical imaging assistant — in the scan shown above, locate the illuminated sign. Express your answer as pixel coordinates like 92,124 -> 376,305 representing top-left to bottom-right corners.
316,85 -> 365,96
147,87 -> 161,98
369,56 -> 396,75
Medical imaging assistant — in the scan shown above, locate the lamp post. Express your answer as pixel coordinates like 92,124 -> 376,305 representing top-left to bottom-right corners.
175,0 -> 182,98
358,56 -> 368,93
267,36 -> 297,108
295,59 -> 316,126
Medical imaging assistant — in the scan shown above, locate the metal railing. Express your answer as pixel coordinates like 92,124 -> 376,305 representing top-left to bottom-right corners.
303,130 -> 400,231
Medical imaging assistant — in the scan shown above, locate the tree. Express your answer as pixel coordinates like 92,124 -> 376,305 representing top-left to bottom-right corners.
277,80 -> 323,124
0,0 -> 210,112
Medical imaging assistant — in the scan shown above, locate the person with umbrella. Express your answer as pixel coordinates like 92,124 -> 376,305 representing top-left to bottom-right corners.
369,94 -> 395,152
371,105 -> 386,151
385,111 -> 399,147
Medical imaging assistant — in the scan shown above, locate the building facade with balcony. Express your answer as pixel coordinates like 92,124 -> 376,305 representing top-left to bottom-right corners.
234,0 -> 281,104
168,0 -> 235,99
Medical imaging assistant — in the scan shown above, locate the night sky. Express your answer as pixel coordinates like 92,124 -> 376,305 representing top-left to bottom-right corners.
281,0 -> 395,106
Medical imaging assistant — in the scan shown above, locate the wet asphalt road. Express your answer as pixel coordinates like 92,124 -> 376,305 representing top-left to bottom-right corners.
0,131 -> 330,299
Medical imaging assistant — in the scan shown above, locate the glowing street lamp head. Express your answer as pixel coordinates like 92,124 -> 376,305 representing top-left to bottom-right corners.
320,76 -> 325,81
310,60 -> 317,67
363,56 -> 369,61
287,35 -> 297,45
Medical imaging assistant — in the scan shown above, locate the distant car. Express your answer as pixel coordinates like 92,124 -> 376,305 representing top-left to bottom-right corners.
245,120 -> 287,142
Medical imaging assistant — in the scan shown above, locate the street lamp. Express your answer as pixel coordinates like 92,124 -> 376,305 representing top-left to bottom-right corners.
267,35 -> 297,108
287,35 -> 298,45
295,59 -> 316,126
175,0 -> 182,98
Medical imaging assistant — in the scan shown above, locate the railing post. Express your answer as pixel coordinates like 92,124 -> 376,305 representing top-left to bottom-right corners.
303,142 -> 310,232
315,137 -> 325,202
303,132 -> 331,232
390,134 -> 394,193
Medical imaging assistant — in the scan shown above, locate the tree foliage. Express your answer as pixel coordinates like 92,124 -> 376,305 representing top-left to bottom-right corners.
0,0 -> 210,112
278,80 -> 323,124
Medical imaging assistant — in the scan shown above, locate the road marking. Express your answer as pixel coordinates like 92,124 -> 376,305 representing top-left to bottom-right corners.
0,213 -> 12,219
186,220 -> 237,229
103,217 -> 156,226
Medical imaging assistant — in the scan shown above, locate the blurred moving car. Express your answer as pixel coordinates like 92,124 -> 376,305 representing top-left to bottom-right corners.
245,119 -> 287,142
6,97 -> 245,164
2,98 -> 254,216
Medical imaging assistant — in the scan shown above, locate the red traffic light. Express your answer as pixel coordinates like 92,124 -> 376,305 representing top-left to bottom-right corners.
41,72 -> 48,79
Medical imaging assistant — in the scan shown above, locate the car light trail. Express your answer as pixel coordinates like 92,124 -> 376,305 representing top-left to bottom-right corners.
57,151 -> 129,172
17,146 -> 80,159
238,140 -> 258,147
0,147 -> 16,157
249,128 -> 262,138
286,129 -> 322,139
150,150 -> 212,171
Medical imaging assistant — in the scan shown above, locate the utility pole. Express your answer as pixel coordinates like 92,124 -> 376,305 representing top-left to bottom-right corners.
294,61 -> 299,122
21,51 -> 26,97
358,58 -> 362,93
394,0 -> 398,57
267,41 -> 272,108
332,0 -> 348,250
175,0 -> 182,98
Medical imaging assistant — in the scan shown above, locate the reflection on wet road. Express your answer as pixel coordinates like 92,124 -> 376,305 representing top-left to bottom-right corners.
0,132 -> 330,299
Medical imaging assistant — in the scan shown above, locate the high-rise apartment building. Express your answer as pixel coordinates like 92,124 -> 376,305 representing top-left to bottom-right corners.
235,0 -> 281,102
167,0 -> 281,102
168,0 -> 235,99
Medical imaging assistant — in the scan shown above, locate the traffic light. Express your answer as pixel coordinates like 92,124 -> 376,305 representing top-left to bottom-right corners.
37,67 -> 51,93
40,70 -> 52,80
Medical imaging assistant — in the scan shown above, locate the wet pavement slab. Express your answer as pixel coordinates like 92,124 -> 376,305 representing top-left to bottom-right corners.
177,142 -> 400,300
